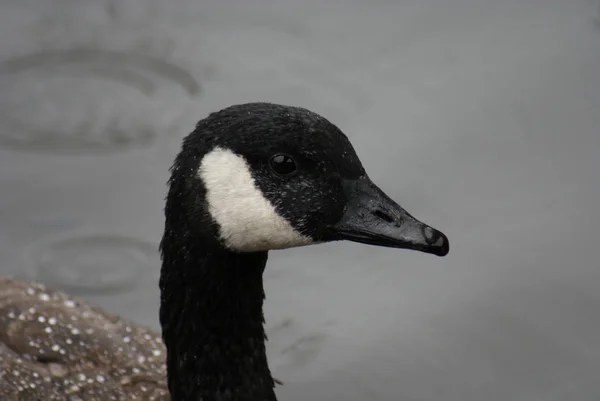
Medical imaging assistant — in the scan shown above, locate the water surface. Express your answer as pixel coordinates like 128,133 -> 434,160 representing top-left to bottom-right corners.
1,1 -> 599,400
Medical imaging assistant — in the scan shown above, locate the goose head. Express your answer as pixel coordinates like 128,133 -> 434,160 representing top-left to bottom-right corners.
164,102 -> 448,257
160,102 -> 449,401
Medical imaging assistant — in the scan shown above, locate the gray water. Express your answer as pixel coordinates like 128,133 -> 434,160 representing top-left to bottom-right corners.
1,0 -> 599,400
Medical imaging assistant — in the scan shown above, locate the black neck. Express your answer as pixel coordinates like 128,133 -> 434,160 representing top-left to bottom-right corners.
159,244 -> 276,401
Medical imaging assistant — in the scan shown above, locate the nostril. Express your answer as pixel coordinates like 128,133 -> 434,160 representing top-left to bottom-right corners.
373,210 -> 395,224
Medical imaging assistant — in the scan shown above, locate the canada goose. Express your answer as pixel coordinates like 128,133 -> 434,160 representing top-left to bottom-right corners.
0,102 -> 449,401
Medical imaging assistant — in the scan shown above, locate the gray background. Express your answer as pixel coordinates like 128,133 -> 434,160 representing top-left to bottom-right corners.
1,0 -> 599,400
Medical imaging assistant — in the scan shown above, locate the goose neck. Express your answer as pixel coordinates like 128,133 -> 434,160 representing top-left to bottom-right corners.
159,247 -> 276,401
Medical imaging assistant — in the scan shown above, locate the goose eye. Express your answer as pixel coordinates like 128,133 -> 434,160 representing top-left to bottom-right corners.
269,154 -> 297,175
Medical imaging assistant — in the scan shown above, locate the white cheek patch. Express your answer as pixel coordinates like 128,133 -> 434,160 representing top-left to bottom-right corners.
198,147 -> 313,252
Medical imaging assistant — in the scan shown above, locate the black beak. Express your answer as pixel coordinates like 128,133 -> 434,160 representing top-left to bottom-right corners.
329,176 -> 449,257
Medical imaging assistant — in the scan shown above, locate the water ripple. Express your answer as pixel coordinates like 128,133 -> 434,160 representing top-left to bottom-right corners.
0,49 -> 201,153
